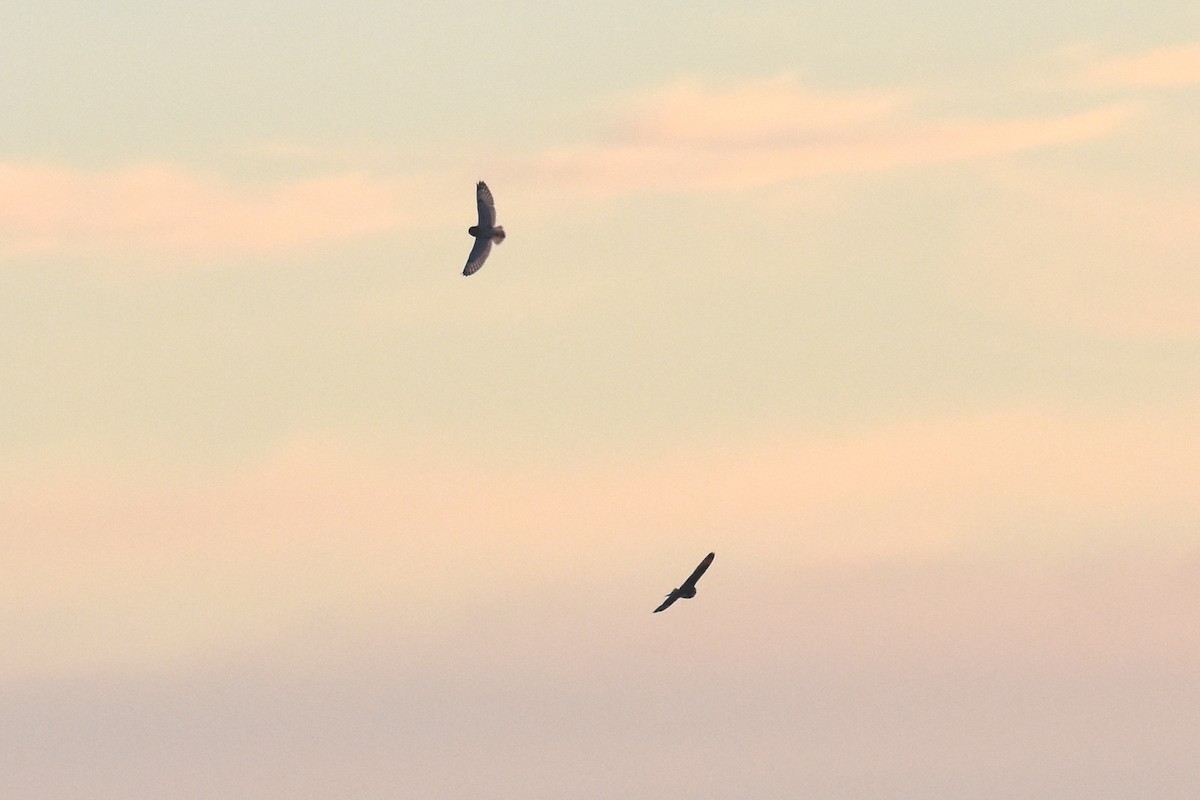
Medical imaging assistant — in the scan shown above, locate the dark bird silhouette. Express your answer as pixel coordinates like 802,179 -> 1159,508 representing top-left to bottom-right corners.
463,180 -> 505,276
653,552 -> 715,613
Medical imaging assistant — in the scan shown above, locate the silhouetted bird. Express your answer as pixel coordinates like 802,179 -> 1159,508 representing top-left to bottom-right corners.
463,180 -> 505,276
653,552 -> 715,613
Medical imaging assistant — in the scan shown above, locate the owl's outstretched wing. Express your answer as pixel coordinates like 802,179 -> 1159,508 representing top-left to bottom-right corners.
476,181 -> 496,227
653,592 -> 680,613
681,552 -> 715,590
463,237 -> 492,276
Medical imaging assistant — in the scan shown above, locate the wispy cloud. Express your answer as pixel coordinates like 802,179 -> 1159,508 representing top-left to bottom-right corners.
622,76 -> 914,143
1071,43 -> 1200,89
4,403 -> 1196,678
527,75 -> 1133,196
1027,41 -> 1200,93
0,162 -> 413,264
0,69 -> 1145,265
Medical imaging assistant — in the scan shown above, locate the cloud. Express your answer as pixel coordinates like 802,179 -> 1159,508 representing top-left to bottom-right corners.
622,76 -> 914,143
526,75 -> 1133,196
1071,43 -> 1200,90
613,406 -> 1200,560
1026,42 -> 1200,93
3,404 -> 1197,679
0,71 -> 1144,265
0,162 -> 412,264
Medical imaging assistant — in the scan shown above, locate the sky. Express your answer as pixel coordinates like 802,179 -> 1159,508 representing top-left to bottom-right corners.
2,2 -> 1199,798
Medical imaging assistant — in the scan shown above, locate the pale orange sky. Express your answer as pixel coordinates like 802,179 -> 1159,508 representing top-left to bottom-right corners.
2,3 -> 1199,798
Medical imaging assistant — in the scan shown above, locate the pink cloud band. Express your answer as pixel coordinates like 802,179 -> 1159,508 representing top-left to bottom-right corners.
0,162 -> 409,263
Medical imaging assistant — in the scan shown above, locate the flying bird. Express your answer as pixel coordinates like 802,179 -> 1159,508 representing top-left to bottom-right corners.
653,552 -> 715,613
463,180 -> 505,276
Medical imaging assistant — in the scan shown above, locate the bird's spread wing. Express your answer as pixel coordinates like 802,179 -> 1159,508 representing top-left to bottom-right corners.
476,181 -> 496,227
463,237 -> 492,276
681,552 -> 715,590
653,592 -> 680,613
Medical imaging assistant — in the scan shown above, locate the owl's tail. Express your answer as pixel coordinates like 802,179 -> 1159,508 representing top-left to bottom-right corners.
491,226 -> 506,244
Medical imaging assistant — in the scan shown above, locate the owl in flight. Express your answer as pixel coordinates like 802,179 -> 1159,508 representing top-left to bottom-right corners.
653,552 -> 715,613
463,180 -> 506,276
